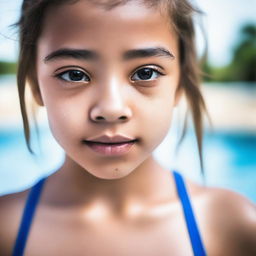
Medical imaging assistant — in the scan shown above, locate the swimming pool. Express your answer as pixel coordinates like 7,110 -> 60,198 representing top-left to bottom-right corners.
0,123 -> 255,203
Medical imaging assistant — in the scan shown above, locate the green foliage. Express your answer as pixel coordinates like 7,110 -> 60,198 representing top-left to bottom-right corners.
0,61 -> 17,74
202,23 -> 256,83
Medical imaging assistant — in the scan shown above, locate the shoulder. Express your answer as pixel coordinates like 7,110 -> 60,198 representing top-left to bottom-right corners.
0,188 -> 30,213
186,179 -> 256,255
0,190 -> 30,255
0,190 -> 29,219
205,187 -> 256,254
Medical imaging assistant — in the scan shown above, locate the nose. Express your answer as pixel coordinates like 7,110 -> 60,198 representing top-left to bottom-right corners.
89,79 -> 132,123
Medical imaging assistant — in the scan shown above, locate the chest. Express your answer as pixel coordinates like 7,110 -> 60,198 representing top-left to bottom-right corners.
23,209 -> 194,256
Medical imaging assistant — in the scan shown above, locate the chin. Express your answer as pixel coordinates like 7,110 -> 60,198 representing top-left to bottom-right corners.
83,164 -> 135,180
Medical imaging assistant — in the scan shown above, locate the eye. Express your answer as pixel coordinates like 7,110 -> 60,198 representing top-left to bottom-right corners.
131,67 -> 164,81
56,70 -> 90,82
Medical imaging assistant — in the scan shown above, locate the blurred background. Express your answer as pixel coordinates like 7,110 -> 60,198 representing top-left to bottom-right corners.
0,0 -> 255,202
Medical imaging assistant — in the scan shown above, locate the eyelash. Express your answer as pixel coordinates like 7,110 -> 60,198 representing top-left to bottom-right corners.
54,66 -> 165,84
55,69 -> 90,83
130,66 -> 165,82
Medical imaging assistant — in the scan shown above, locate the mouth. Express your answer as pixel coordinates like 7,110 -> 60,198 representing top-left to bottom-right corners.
82,139 -> 138,156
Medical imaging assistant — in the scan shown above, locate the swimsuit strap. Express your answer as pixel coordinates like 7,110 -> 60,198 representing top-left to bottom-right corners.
12,177 -> 47,256
12,172 -> 206,255
172,170 -> 207,256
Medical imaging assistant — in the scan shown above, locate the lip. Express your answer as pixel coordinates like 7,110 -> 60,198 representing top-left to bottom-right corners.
83,135 -> 138,156
85,135 -> 137,144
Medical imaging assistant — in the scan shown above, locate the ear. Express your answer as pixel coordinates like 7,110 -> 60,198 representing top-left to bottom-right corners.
174,86 -> 183,107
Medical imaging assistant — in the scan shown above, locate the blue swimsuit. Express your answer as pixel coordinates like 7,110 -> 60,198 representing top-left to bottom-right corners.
12,170 -> 207,256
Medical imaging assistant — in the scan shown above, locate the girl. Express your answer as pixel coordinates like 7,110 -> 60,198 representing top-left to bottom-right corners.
0,0 -> 256,255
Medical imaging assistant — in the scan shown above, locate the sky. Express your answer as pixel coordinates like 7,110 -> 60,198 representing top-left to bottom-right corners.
0,0 -> 255,66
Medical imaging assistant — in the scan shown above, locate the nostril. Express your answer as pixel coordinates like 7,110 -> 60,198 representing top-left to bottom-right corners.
95,116 -> 105,120
93,115 -> 128,122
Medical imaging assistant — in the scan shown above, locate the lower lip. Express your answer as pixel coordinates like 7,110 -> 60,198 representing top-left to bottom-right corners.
84,141 -> 136,156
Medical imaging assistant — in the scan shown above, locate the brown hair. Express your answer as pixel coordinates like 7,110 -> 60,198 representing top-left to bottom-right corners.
16,0 -> 209,178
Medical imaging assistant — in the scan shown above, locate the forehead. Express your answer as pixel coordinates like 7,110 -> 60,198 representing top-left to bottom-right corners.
38,0 -> 178,56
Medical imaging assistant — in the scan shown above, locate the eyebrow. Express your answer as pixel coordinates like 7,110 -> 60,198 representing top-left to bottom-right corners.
43,47 -> 175,63
44,49 -> 98,62
123,47 -> 174,60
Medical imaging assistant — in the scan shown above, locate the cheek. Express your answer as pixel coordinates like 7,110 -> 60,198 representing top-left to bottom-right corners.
152,105 -> 173,139
139,91 -> 175,150
38,73 -> 86,133
40,88 -> 85,146
48,106 -> 76,146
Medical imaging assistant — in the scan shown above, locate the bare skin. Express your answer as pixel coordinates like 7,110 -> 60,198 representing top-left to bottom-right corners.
0,1 -> 255,255
0,174 -> 256,255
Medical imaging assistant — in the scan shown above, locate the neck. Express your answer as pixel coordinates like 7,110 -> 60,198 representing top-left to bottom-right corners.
44,154 -> 175,219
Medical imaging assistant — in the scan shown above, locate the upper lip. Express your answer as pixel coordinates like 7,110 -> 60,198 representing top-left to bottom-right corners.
85,135 -> 137,144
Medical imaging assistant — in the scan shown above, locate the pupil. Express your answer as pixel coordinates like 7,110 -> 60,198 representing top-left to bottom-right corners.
69,71 -> 84,81
138,68 -> 153,80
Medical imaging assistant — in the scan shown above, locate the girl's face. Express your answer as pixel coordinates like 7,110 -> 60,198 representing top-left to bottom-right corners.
36,0 -> 180,179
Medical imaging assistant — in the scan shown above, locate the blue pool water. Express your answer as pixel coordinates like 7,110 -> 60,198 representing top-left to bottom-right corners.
0,123 -> 255,202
